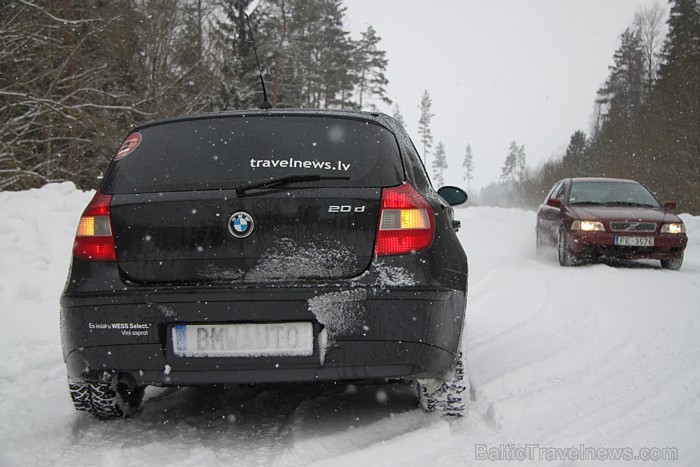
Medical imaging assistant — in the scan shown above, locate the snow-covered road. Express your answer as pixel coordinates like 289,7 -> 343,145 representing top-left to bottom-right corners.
1,183 -> 699,466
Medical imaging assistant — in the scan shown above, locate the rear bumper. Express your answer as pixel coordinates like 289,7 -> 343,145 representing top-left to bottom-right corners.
61,285 -> 466,386
566,231 -> 687,260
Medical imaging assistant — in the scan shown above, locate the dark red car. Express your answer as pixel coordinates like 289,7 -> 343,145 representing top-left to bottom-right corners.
536,177 -> 688,269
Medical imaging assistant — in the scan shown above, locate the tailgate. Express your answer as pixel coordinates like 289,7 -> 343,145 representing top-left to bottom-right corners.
112,188 -> 381,284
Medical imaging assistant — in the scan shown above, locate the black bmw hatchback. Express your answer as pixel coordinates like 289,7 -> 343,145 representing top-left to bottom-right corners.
60,109 -> 469,419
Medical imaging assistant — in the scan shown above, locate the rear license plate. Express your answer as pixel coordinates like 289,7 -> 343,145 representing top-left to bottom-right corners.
172,322 -> 314,358
615,236 -> 654,247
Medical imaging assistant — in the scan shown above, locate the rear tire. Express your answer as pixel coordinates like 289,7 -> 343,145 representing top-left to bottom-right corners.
558,229 -> 577,267
416,353 -> 469,416
68,378 -> 144,420
661,256 -> 683,270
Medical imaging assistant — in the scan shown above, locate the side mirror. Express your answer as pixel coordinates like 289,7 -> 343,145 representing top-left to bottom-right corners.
664,201 -> 677,210
437,186 -> 468,206
546,198 -> 562,208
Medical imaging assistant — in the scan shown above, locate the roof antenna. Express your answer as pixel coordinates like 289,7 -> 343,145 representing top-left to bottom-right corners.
245,13 -> 272,110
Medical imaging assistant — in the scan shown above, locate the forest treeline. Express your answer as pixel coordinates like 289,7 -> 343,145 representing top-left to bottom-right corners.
515,0 -> 700,214
4,1 -> 699,214
0,0 -> 390,191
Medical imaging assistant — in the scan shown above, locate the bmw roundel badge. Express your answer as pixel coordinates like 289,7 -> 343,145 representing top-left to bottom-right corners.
228,211 -> 255,239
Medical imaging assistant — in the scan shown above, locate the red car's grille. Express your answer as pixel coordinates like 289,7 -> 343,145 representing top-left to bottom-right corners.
610,222 -> 656,232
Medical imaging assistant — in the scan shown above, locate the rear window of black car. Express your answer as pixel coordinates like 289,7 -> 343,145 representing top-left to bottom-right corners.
101,115 -> 404,194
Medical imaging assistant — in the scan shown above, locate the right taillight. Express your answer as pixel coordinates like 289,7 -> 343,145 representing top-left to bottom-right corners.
73,191 -> 116,261
375,183 -> 435,256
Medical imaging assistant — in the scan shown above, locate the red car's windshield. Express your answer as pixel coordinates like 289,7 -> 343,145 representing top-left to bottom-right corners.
568,181 -> 660,208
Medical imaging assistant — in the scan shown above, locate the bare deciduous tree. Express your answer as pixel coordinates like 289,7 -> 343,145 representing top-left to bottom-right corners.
634,2 -> 666,94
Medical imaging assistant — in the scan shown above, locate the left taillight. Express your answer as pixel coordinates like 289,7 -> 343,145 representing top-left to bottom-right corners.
375,183 -> 435,256
73,191 -> 116,261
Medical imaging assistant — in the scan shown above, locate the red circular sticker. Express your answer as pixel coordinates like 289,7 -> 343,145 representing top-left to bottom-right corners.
114,132 -> 142,161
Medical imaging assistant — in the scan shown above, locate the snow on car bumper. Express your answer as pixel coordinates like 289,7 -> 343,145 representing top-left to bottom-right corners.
61,285 -> 465,386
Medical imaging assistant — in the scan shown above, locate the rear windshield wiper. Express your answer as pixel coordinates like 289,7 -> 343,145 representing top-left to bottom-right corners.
235,174 -> 350,197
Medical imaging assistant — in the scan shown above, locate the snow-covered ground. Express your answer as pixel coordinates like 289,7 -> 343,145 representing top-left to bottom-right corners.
1,183 -> 699,466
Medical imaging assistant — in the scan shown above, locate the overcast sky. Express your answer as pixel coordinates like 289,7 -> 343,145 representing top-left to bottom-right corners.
343,0 -> 666,194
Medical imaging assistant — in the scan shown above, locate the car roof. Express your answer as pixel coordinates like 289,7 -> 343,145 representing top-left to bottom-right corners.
132,109 -> 398,133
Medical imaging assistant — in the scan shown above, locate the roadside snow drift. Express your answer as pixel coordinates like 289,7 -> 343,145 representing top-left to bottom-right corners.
1,183 -> 699,466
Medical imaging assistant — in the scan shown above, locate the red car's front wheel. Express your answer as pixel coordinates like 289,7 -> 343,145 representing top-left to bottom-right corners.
558,230 -> 578,267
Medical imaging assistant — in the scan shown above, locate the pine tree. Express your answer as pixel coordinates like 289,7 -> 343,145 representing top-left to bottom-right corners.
417,90 -> 434,166
258,0 -> 364,109
355,25 -> 391,110
501,142 -> 519,183
658,0 -> 700,80
212,0 -> 258,110
392,103 -> 406,127
462,144 -> 475,193
563,130 -> 588,175
516,144 -> 527,182
432,142 -> 448,186
596,28 -> 646,124
592,27 -> 647,178
314,0 -> 356,108
652,0 -> 700,209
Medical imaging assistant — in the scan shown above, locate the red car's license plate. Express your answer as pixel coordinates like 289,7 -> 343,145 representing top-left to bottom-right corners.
615,236 -> 654,247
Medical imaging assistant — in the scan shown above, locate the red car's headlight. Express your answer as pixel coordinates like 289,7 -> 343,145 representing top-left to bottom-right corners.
571,220 -> 605,232
661,223 -> 685,234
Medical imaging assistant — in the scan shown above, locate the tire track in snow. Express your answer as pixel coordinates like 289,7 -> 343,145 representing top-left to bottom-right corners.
56,384 -> 317,466
465,261 -> 700,464
457,207 -> 700,466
